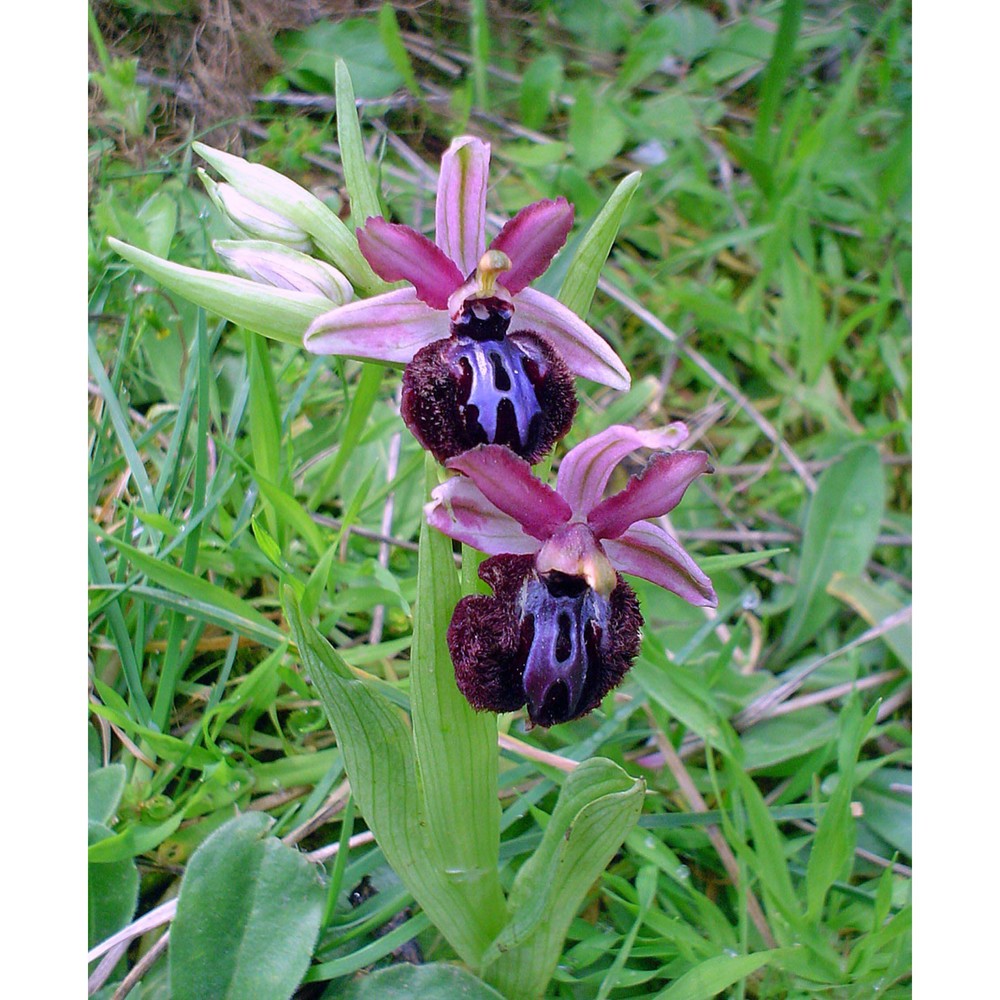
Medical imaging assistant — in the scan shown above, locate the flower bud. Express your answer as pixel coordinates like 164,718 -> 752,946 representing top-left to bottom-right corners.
200,171 -> 312,251
213,240 -> 353,305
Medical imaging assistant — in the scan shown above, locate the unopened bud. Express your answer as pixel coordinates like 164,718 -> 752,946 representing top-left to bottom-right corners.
213,240 -> 353,304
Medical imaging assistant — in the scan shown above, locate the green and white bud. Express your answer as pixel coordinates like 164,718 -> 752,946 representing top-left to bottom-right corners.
213,240 -> 353,305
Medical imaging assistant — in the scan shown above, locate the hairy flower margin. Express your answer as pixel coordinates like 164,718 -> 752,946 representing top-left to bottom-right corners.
304,136 -> 630,463
426,424 -> 718,727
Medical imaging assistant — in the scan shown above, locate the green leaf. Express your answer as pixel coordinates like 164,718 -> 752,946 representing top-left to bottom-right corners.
723,759 -> 803,930
618,13 -> 677,91
109,238 -> 332,345
519,53 -> 563,130
484,758 -> 644,998
632,656 -> 725,752
653,949 -> 785,1000
409,457 -> 504,908
335,962 -> 505,998
335,60 -> 383,229
88,821 -> 139,950
826,574 -> 912,670
805,699 -> 878,920
558,170 -> 640,319
699,547 -> 789,572
169,813 -> 325,1000
284,588 -> 503,968
753,0 -> 805,163
779,445 -> 886,657
378,5 -> 420,98
98,533 -> 285,647
568,81 -> 627,173
87,813 -> 185,863
89,764 -> 127,825
276,18 -> 403,100
740,706 -> 839,771
135,190 -> 178,258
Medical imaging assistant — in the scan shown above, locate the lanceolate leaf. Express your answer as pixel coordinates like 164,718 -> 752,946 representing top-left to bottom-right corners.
169,813 -> 325,1000
335,59 -> 383,228
804,698 -> 878,921
336,962 -> 505,998
88,821 -> 139,950
652,949 -> 787,1000
284,588 -> 503,968
483,758 -> 644,998
779,444 -> 885,658
558,170 -> 641,319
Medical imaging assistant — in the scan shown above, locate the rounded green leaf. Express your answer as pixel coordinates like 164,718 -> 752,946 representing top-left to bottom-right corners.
89,821 -> 139,950
89,764 -> 127,825
169,812 -> 325,1000
334,962 -> 505,999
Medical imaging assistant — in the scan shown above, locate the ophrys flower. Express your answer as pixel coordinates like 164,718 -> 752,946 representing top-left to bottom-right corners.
425,424 -> 717,727
304,136 -> 629,464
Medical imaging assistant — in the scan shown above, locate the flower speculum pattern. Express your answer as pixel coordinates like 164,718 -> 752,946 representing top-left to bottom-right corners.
401,295 -> 576,464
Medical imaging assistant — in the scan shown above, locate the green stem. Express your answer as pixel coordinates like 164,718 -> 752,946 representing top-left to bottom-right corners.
409,456 -> 507,958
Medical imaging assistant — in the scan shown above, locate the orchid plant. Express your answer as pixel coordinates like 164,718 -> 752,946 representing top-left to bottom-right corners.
108,65 -> 717,998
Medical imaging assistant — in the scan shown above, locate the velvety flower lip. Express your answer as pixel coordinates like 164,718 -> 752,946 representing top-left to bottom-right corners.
303,136 -> 630,392
429,424 -> 718,728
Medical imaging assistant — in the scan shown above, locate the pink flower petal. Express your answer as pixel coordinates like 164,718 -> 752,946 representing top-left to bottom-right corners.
424,476 -> 541,555
435,136 -> 491,276
603,521 -> 717,607
555,423 -> 692,517
303,288 -> 449,362
511,288 -> 630,390
357,217 -> 463,309
587,451 -> 712,541
490,198 -> 574,295
446,445 -> 572,541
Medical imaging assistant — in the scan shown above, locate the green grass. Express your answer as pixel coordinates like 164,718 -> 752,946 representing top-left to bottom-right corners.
88,1 -> 911,996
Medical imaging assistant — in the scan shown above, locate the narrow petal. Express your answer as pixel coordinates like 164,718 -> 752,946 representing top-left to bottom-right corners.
603,521 -> 717,607
357,217 -> 463,309
556,423 -> 692,518
511,288 -> 630,390
435,136 -> 490,276
588,450 -> 712,540
446,445 -> 572,541
424,477 -> 540,555
490,198 -> 574,294
303,288 -> 449,362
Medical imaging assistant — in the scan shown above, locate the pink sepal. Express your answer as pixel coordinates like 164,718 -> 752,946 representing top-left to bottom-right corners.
446,445 -> 572,541
357,217 -> 463,309
424,476 -> 541,555
555,423 -> 691,517
588,451 -> 712,541
512,288 -> 630,390
436,136 -> 491,276
303,288 -> 449,362
490,198 -> 574,295
602,521 -> 717,607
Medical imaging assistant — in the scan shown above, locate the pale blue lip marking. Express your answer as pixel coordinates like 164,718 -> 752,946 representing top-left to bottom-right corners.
452,335 -> 544,448
519,573 -> 612,725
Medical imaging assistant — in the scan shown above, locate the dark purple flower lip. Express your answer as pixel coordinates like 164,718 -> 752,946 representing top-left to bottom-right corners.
448,554 -> 643,728
400,296 -> 577,464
